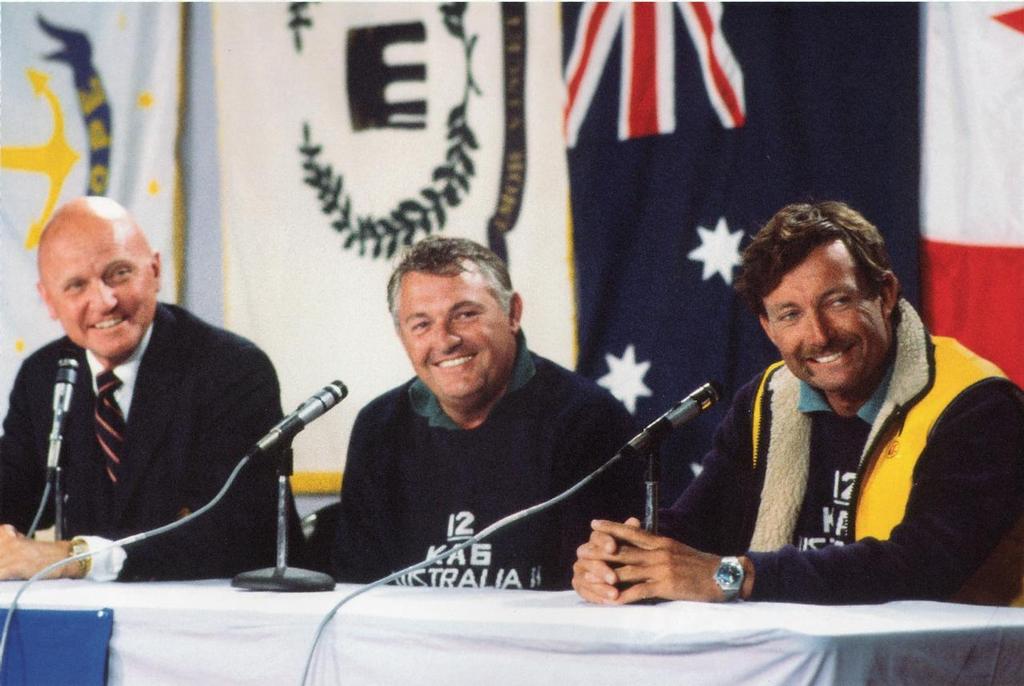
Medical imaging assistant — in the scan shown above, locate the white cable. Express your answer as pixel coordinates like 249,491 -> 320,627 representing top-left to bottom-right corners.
0,455 -> 252,674
24,481 -> 53,540
299,450 -> 626,685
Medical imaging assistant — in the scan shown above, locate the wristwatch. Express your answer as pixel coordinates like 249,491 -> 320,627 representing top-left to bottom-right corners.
714,556 -> 744,601
69,537 -> 92,577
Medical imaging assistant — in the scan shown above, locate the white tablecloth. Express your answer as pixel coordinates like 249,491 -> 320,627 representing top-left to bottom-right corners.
2,580 -> 1023,685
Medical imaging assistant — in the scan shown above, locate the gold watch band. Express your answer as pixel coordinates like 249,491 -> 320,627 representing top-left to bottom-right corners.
69,537 -> 92,577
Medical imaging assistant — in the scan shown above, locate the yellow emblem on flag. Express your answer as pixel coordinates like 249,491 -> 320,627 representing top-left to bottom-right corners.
0,69 -> 81,250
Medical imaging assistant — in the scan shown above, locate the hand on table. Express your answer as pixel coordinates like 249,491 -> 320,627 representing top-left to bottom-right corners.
0,524 -> 77,580
572,517 -> 753,604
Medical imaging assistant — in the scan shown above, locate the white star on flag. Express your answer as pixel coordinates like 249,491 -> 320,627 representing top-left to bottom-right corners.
687,217 -> 744,284
597,344 -> 653,414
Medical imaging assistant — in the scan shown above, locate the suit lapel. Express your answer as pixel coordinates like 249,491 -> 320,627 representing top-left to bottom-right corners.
114,305 -> 187,517
66,345 -> 96,462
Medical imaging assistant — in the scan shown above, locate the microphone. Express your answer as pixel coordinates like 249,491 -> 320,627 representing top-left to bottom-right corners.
249,381 -> 348,457
46,358 -> 79,470
234,380 -> 347,593
621,381 -> 720,457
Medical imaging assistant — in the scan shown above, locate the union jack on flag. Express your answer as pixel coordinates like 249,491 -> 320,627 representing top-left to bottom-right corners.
565,2 -> 745,145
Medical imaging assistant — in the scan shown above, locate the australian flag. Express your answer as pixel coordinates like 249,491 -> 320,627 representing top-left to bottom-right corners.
564,3 -> 921,501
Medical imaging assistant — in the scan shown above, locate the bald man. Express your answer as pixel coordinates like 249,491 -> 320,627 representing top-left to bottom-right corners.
0,197 -> 297,581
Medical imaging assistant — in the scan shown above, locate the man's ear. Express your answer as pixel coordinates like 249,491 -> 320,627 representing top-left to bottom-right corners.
758,312 -> 771,338
37,282 -> 58,320
879,272 -> 899,318
508,292 -> 523,333
151,251 -> 162,292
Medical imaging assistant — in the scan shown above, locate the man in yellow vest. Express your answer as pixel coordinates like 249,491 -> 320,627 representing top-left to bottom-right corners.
573,201 -> 1024,605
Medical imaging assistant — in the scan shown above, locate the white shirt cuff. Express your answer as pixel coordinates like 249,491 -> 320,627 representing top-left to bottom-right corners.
76,535 -> 127,581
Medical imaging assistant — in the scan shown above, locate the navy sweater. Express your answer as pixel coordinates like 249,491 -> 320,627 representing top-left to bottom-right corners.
659,375 -> 1024,604
333,353 -> 640,590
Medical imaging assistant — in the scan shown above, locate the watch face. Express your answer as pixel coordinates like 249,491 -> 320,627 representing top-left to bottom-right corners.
716,567 -> 739,586
716,558 -> 743,589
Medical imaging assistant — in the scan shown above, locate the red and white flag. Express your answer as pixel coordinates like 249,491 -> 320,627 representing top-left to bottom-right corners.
922,4 -> 1024,385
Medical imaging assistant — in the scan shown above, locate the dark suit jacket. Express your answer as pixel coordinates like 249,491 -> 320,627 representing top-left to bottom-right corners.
0,304 -> 301,580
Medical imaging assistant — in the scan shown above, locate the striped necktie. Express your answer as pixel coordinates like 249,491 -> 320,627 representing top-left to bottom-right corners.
95,370 -> 126,483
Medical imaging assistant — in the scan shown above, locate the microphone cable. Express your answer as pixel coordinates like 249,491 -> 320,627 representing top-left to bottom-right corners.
299,380 -> 720,683
0,454 -> 253,674
23,482 -> 53,540
1,377 -> 349,675
299,448 -> 628,685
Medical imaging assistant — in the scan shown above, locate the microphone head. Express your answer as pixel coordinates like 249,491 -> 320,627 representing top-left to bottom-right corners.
327,380 -> 348,402
701,380 -> 721,406
683,381 -> 720,413
56,357 -> 79,384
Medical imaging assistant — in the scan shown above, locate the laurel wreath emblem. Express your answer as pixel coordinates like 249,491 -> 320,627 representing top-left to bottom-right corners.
296,3 -> 481,258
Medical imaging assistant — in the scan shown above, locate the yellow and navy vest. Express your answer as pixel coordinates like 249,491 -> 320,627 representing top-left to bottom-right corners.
750,335 -> 1022,605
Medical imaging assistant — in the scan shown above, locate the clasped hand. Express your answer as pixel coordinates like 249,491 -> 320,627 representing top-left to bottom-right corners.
572,517 -> 744,604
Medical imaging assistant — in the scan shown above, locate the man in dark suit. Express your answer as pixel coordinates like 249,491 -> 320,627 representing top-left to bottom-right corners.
0,196 -> 292,581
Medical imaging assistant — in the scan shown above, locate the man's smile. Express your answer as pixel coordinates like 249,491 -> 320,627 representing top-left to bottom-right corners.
808,350 -> 843,365
93,316 -> 125,330
436,354 -> 474,369
803,339 -> 857,369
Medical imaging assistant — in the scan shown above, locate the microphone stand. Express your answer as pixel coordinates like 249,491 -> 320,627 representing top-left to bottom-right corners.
232,442 -> 335,592
642,446 -> 659,535
621,440 -> 667,601
52,467 -> 66,540
45,356 -> 79,541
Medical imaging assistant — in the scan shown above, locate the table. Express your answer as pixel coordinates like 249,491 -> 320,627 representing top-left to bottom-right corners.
2,580 -> 1022,685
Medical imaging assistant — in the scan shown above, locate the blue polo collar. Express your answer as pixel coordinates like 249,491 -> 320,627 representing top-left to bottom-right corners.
409,330 -> 535,429
797,359 -> 894,425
